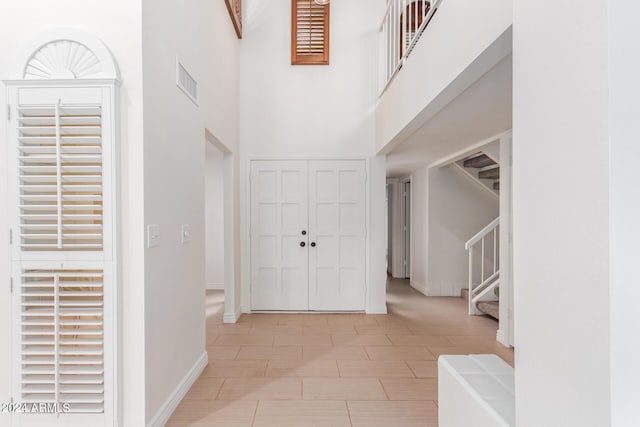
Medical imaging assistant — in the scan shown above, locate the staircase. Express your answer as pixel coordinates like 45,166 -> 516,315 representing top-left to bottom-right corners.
455,152 -> 500,195
465,217 -> 500,319
462,287 -> 499,319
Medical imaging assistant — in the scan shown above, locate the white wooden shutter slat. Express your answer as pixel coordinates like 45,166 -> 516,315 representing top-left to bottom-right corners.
17,101 -> 104,252
18,268 -> 105,414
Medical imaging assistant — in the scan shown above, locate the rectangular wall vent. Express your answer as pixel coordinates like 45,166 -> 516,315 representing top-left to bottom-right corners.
176,60 -> 198,105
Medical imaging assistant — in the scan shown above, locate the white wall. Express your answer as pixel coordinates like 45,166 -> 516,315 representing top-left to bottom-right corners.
0,2 -> 146,425
513,0 -> 610,425
428,165 -> 498,296
205,144 -> 225,288
376,0 -> 512,154
239,0 -> 388,313
609,1 -> 640,424
141,0 -> 240,422
409,164 -> 498,296
240,0 -> 385,157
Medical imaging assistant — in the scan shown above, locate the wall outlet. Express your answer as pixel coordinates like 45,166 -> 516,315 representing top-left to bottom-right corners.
181,224 -> 192,243
147,224 -> 161,248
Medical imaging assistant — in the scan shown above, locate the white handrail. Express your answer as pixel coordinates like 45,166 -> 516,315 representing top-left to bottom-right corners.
378,0 -> 442,95
465,217 -> 499,250
466,217 -> 500,315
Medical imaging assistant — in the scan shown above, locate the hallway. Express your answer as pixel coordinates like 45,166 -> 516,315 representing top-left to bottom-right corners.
167,278 -> 514,426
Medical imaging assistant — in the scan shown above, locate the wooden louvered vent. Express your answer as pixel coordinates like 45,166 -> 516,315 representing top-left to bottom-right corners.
291,0 -> 330,65
17,104 -> 103,252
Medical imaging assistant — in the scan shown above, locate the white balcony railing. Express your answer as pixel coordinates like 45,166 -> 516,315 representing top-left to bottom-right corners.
378,0 -> 442,95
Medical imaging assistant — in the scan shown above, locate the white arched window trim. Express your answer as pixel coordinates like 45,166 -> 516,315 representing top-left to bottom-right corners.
12,28 -> 119,81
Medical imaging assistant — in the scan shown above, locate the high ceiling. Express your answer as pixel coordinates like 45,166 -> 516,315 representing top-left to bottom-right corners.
386,55 -> 513,178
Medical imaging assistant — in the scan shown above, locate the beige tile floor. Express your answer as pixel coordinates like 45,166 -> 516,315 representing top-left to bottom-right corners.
167,277 -> 514,426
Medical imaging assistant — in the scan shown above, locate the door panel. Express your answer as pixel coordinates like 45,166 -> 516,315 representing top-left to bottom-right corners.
308,160 -> 366,311
251,161 -> 309,310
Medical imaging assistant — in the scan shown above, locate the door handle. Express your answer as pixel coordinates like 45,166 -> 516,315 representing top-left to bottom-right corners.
300,242 -> 306,247
310,242 -> 316,247
301,230 -> 307,235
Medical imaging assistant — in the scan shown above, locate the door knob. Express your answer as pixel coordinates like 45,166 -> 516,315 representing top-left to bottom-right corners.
301,230 -> 307,235
300,242 -> 306,247
310,242 -> 316,247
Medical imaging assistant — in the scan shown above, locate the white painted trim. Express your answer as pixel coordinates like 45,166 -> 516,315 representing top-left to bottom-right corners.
223,308 -> 241,324
147,351 -> 208,427
206,283 -> 224,291
498,132 -> 514,347
204,129 -> 238,328
12,28 -> 120,80
496,329 -> 510,348
399,177 -> 411,279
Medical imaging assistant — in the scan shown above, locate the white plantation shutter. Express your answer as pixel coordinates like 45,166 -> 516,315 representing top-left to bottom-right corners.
17,104 -> 104,252
8,84 -> 115,426
292,0 -> 330,65
17,266 -> 106,414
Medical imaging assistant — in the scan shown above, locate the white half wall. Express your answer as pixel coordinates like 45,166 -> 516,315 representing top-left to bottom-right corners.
376,0 -> 512,153
513,0 -> 610,424
205,144 -> 225,289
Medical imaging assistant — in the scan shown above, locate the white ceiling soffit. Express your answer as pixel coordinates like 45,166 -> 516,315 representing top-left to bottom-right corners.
14,28 -> 119,80
386,55 -> 513,178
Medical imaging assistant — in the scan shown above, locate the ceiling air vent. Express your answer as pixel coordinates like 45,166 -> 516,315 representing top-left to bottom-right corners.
176,59 -> 198,105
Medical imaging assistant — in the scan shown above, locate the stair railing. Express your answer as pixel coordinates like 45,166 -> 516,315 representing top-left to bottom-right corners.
465,217 -> 500,315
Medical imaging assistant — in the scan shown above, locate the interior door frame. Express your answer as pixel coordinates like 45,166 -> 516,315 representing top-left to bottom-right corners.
400,177 -> 411,279
244,156 -> 371,313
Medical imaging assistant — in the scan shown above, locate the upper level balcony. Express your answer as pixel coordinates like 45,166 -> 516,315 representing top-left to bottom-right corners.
376,0 -> 512,153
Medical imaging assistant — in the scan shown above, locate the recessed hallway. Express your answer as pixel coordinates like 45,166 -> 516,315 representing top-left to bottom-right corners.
167,278 -> 514,426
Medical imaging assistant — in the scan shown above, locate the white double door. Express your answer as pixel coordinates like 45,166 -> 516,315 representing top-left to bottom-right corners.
251,160 -> 367,311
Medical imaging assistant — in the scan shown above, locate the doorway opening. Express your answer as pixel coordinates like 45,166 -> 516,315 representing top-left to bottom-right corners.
205,141 -> 225,318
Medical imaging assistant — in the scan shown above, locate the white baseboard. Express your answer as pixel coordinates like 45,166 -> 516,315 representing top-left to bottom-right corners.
496,329 -> 511,348
147,351 -> 208,427
366,304 -> 388,314
223,307 -> 241,324
206,282 -> 224,291
410,279 -> 429,296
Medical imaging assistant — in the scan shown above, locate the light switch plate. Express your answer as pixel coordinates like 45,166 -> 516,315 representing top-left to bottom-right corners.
147,224 -> 161,248
181,224 -> 192,243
